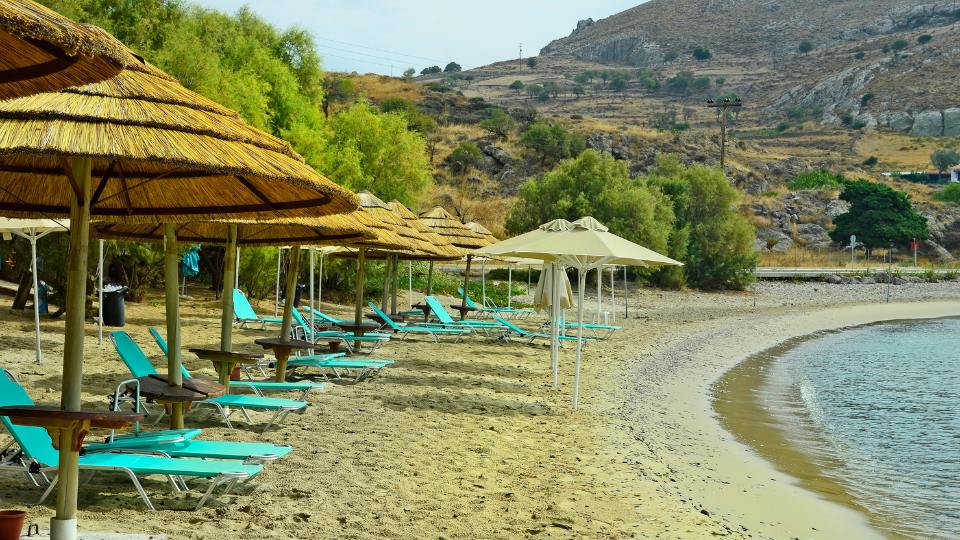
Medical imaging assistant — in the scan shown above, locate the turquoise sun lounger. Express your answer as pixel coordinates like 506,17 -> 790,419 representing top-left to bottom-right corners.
233,289 -> 282,328
291,309 -> 390,355
420,296 -> 504,335
0,373 -> 262,511
493,316 -> 595,347
112,331 -> 306,433
457,288 -> 532,319
369,303 -> 469,343
148,327 -> 326,400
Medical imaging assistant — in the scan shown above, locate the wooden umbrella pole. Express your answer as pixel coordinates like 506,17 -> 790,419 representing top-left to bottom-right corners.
353,248 -> 367,348
280,245 -> 300,344
163,223 -> 184,429
390,254 -> 399,315
54,157 -> 91,536
460,255 -> 473,320
426,261 -> 434,295
220,224 -> 238,353
380,256 -> 391,310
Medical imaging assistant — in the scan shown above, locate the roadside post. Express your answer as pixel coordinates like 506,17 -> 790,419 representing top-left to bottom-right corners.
850,234 -> 856,264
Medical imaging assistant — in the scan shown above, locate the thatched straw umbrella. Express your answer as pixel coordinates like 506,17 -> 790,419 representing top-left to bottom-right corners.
0,0 -> 129,99
0,49 -> 358,537
418,207 -> 493,319
387,201 -> 462,307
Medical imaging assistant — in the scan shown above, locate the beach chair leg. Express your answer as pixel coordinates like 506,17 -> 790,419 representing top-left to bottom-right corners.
239,407 -> 253,424
195,477 -> 224,511
166,475 -> 182,493
116,468 -> 155,510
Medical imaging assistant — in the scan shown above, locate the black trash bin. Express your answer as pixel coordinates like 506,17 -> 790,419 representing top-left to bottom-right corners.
293,283 -> 306,308
102,284 -> 128,327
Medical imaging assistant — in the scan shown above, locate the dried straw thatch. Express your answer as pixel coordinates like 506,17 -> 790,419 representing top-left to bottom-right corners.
92,213 -> 378,248
388,200 -> 463,260
418,206 -> 492,250
465,221 -> 498,245
0,0 -> 129,99
327,192 -> 440,259
0,43 -> 359,222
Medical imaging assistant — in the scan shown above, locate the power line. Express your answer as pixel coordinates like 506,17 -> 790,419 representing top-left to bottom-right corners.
319,51 -> 395,70
313,43 -> 423,68
314,36 -> 446,64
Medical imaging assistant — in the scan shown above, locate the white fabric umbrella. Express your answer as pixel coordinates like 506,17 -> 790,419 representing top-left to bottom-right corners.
0,218 -> 69,364
477,217 -> 682,408
533,263 -> 572,311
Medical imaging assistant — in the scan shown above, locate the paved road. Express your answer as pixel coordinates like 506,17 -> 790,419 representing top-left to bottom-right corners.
754,267 -> 952,278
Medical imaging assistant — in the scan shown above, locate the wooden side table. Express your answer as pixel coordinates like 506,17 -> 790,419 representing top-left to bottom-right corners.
254,338 -> 314,382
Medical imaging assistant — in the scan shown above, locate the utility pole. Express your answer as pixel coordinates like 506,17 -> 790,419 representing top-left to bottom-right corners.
706,97 -> 743,170
519,43 -> 523,71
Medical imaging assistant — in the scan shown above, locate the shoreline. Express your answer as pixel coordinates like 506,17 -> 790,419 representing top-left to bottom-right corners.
610,296 -> 960,539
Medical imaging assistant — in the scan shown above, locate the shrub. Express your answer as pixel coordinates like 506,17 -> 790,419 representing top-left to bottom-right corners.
519,121 -> 586,165
446,141 -> 484,175
934,183 -> 960,204
787,170 -> 844,190
526,57 -> 538,68
715,77 -> 725,86
444,61 -> 462,73
692,47 -> 712,61
863,156 -> 878,166
931,148 -> 960,179
854,51 -> 866,60
891,39 -> 909,51
479,108 -> 515,140
421,65 -> 442,75
798,40 -> 814,54
918,34 -> 933,44
776,122 -> 790,132
509,80 -> 524,94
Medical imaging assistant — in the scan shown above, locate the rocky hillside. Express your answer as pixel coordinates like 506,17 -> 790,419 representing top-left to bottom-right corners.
530,0 -> 960,134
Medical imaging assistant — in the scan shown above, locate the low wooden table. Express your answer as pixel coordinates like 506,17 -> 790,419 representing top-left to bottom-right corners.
0,406 -> 141,451
449,304 -> 478,320
254,338 -> 314,382
412,303 -> 432,322
189,349 -> 263,389
365,312 -> 407,325
333,321 -> 381,335
128,374 -> 225,404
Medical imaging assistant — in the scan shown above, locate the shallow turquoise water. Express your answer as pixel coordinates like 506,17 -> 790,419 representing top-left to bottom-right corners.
765,318 -> 960,539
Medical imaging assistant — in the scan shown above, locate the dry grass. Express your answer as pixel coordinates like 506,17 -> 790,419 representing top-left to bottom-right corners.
855,131 -> 960,170
347,73 -> 423,103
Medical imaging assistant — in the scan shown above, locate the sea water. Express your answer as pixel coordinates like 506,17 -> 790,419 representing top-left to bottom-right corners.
761,318 -> 960,539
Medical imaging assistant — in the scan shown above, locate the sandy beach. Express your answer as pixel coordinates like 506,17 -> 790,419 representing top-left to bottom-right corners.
1,280 -> 959,539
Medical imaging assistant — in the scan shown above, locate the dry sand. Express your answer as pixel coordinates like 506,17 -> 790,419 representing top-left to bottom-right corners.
1,280 -> 959,539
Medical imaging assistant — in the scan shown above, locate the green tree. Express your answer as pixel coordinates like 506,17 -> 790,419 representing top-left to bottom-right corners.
692,47 -> 712,60
446,141 -> 484,175
934,183 -> 960,205
666,71 -> 694,94
891,39 -> 909,51
931,148 -> 960,180
402,67 -> 416,80
479,108 -> 515,140
509,80 -> 525,94
918,34 -> 933,44
828,180 -> 929,256
319,101 -> 432,207
646,155 -> 757,290
610,74 -> 628,93
519,121 -> 586,166
444,61 -> 462,73
526,57 -> 538,68
798,40 -> 814,54
505,151 -> 675,260
421,65 -> 442,75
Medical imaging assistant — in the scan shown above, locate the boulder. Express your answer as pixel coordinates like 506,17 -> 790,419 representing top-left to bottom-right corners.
924,240 -> 955,263
889,111 -> 914,132
944,108 -> 960,137
825,274 -> 844,284
911,110 -> 943,137
854,112 -> 877,129
756,228 -> 793,252
479,143 -> 514,167
826,199 -> 851,218
794,223 -> 832,248
586,133 -> 613,154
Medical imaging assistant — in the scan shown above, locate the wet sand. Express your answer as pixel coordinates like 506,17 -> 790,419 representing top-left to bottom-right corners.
0,281 -> 959,538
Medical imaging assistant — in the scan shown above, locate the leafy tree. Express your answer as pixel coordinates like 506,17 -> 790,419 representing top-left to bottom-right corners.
509,80 -> 525,94
891,39 -> 909,51
691,76 -> 711,92
505,151 -> 675,261
378,98 -> 436,135
918,34 -> 933,44
479,108 -> 515,140
526,84 -> 549,102
646,155 -> 757,290
610,74 -> 628,93
666,71 -> 696,95
319,101 -> 432,207
402,67 -> 416,80
421,65 -> 442,75
572,84 -> 585,98
931,148 -> 960,180
444,61 -> 462,73
829,180 -> 929,255
446,141 -> 484,175
519,121 -> 586,165
526,57 -> 538,68
692,47 -> 712,61
573,72 -> 591,85
322,76 -> 355,117
798,40 -> 814,54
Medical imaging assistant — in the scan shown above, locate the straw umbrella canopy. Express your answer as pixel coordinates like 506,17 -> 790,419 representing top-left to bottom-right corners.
0,217 -> 69,364
418,207 -> 492,319
385,201 -> 462,311
465,221 -> 497,245
0,0 -> 129,99
477,217 -> 682,409
0,49 -> 359,537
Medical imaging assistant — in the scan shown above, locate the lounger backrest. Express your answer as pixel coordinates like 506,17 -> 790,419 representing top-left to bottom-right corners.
424,296 -> 455,324
456,288 -> 478,309
367,302 -> 401,330
0,370 -> 59,466
233,289 -> 259,320
148,327 -> 191,379
291,309 -> 312,339
304,307 -> 340,324
111,331 -> 159,378
493,316 -> 526,336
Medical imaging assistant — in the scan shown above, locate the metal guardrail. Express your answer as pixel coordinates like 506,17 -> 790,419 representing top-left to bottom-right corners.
754,267 -> 951,278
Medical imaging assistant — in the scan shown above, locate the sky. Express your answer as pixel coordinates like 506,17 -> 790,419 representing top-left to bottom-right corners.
191,0 -> 643,75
